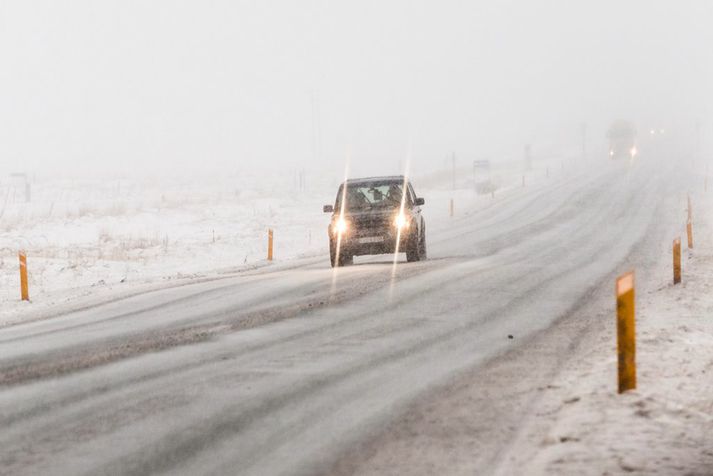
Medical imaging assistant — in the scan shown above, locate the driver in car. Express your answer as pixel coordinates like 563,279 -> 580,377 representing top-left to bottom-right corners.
386,184 -> 403,205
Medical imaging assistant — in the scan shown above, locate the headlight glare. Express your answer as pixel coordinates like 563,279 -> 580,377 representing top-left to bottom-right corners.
334,217 -> 348,235
393,213 -> 409,229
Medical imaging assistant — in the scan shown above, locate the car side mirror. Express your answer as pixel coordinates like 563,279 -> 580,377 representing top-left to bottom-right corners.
323,205 -> 334,213
415,197 -> 425,206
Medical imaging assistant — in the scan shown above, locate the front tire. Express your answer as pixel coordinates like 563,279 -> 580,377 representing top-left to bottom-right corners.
330,241 -> 353,267
406,231 -> 422,263
406,223 -> 426,263
418,223 -> 427,260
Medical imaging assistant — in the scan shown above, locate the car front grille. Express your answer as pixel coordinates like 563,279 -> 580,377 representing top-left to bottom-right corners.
350,214 -> 393,236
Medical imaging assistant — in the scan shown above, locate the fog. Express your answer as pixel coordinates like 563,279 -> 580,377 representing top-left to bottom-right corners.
3,4 -> 713,471
1,1 -> 711,178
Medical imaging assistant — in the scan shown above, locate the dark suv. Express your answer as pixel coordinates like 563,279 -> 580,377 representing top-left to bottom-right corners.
323,176 -> 427,267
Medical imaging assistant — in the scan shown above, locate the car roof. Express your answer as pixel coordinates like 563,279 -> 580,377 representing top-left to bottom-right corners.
342,175 -> 407,186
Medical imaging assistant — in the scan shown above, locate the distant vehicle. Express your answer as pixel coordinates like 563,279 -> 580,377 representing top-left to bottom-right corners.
607,120 -> 637,160
473,159 -> 496,195
323,176 -> 427,267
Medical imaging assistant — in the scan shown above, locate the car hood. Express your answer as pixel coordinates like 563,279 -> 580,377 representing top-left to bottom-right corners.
343,208 -> 400,219
341,208 -> 405,229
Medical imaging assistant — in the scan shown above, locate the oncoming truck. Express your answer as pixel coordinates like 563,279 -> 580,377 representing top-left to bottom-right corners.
607,120 -> 637,160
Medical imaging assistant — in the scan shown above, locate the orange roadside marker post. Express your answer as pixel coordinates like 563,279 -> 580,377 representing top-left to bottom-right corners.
19,251 -> 29,301
267,229 -> 274,261
685,195 -> 693,249
673,237 -> 681,284
616,271 -> 636,393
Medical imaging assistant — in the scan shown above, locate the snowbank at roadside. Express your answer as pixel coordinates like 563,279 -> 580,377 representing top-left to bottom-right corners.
496,187 -> 713,475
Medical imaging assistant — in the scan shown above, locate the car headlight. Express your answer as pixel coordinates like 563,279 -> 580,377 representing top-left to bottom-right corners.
333,217 -> 348,235
630,146 -> 637,157
393,213 -> 409,229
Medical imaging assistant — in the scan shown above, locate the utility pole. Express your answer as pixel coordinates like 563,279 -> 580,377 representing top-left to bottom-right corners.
10,173 -> 30,203
581,122 -> 587,160
452,152 -> 456,190
310,88 -> 322,166
696,120 -> 702,162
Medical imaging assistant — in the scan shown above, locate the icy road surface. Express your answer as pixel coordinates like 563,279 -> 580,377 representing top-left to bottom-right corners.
0,156 -> 684,475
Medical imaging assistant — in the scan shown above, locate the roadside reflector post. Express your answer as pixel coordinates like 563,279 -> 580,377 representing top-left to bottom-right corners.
267,229 -> 274,261
616,271 -> 636,393
449,199 -> 454,217
687,220 -> 693,249
673,237 -> 681,284
19,251 -> 29,301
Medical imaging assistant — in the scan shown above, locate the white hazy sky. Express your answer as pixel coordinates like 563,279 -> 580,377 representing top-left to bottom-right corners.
0,1 -> 711,176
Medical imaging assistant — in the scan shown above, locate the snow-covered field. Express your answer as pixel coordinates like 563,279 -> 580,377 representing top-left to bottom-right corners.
0,159 -> 560,325
0,170 -> 332,323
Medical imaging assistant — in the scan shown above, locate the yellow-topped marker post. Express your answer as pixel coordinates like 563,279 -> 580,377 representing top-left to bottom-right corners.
19,251 -> 29,301
673,237 -> 681,284
267,229 -> 274,261
616,271 -> 636,393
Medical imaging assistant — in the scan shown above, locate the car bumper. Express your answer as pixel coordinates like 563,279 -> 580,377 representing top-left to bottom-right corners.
333,229 -> 415,256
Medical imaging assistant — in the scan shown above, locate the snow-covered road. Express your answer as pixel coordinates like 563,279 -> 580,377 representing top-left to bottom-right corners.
0,155 -> 687,475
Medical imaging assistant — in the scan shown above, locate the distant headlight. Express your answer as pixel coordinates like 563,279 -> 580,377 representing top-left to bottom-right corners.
630,146 -> 637,157
333,217 -> 349,235
393,213 -> 409,229
609,150 -> 614,157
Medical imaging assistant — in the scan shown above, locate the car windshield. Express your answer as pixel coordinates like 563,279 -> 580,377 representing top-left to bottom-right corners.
336,182 -> 406,211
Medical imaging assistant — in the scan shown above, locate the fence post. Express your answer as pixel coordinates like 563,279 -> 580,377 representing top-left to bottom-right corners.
19,251 -> 29,301
687,221 -> 693,249
616,271 -> 636,393
673,237 -> 681,284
